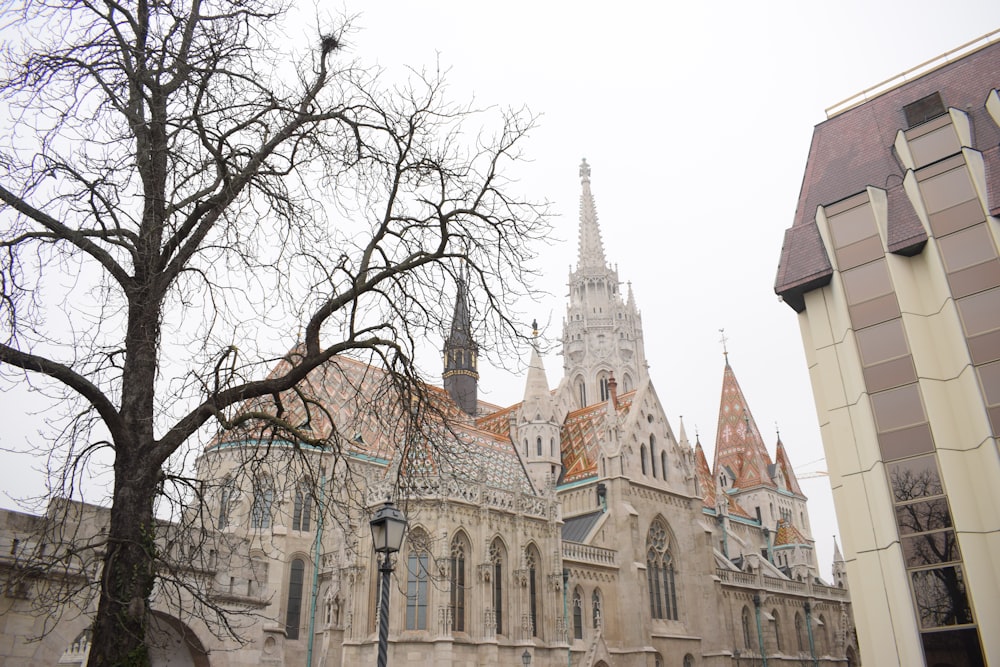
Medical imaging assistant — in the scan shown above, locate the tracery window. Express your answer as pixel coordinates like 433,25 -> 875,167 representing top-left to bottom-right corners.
742,606 -> 753,649
406,531 -> 430,630
646,518 -> 678,620
217,477 -> 235,529
572,587 -> 583,639
286,558 -> 305,640
250,480 -> 273,529
490,538 -> 505,635
292,484 -> 312,531
526,546 -> 540,637
450,534 -> 468,632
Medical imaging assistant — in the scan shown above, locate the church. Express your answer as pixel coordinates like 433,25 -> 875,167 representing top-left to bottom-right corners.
0,162 -> 857,667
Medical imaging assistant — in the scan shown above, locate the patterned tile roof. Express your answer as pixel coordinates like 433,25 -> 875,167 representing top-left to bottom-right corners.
774,437 -> 805,498
694,440 -> 715,508
713,361 -> 776,491
560,392 -> 636,484
773,518 -> 809,546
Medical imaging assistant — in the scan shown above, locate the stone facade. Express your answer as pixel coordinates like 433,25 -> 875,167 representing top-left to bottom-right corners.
1,162 -> 856,667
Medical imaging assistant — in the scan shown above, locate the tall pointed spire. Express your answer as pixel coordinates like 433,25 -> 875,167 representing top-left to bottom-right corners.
774,433 -> 805,497
712,358 -> 775,490
443,267 -> 479,415
576,158 -> 608,272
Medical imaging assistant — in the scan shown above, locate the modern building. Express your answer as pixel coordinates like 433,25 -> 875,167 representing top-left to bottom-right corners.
774,30 -> 1000,667
2,162 -> 856,666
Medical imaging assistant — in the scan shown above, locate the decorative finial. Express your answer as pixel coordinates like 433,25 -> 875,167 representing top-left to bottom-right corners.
719,328 -> 729,361
775,422 -> 780,439
579,158 -> 591,183
531,318 -> 539,337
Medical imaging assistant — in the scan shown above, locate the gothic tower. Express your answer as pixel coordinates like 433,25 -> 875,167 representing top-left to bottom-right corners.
561,159 -> 648,409
514,326 -> 562,492
443,269 -> 479,415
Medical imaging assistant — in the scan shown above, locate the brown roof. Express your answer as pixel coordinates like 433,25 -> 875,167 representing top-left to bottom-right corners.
712,361 -> 775,491
775,40 -> 1000,311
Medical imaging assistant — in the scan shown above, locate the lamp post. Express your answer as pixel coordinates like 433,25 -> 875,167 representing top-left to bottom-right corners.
369,499 -> 408,667
521,649 -> 532,666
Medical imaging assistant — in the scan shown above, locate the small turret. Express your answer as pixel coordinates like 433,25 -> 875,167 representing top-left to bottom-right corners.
832,536 -> 848,589
515,323 -> 562,492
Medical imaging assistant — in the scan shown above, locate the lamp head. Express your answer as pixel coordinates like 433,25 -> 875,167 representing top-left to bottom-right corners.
369,500 -> 407,554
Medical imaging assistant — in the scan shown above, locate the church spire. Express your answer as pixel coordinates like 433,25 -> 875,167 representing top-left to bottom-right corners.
443,267 -> 479,415
576,158 -> 608,272
712,357 -> 775,490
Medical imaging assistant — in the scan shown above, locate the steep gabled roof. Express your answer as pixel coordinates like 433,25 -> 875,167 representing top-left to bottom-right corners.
774,518 -> 809,546
774,436 -> 806,498
559,390 -> 636,484
694,439 -> 715,508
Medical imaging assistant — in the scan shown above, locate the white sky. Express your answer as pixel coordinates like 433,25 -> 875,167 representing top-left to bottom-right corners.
3,1 -> 1000,580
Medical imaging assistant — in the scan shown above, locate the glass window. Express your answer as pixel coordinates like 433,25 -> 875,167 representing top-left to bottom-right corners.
406,551 -> 429,630
742,606 -> 753,649
646,518 -> 678,620
490,539 -> 504,635
773,610 -> 783,651
920,627 -> 986,667
842,260 -> 892,305
938,224 -> 996,273
887,455 -> 942,502
292,485 -> 312,532
957,287 -> 1000,336
526,546 -> 540,637
450,535 -> 467,632
217,478 -> 234,529
911,566 -> 974,629
871,384 -> 925,433
829,204 -> 877,249
795,612 -> 805,651
286,558 -> 304,639
896,498 -> 953,535
573,587 -> 583,639
856,319 -> 909,366
250,482 -> 273,529
901,529 -> 960,567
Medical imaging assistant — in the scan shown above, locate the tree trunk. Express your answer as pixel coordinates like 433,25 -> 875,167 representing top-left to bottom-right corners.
87,458 -> 159,667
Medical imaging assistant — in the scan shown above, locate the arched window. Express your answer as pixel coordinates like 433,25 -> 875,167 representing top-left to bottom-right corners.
523,440 -> 528,457
250,480 -> 273,529
650,435 -> 657,477
683,654 -> 694,667
772,609 -> 782,652
490,538 -> 505,635
741,606 -> 753,649
818,614 -> 828,653
592,588 -> 602,629
640,445 -> 648,475
572,587 -> 583,639
450,534 -> 468,632
526,545 -> 540,637
578,380 -> 587,408
550,438 -> 556,457
406,531 -> 430,630
654,654 -> 663,667
660,451 -> 668,480
795,612 -> 805,652
598,373 -> 609,401
536,437 -> 542,456
646,518 -> 678,620
292,483 -> 312,531
286,558 -> 305,639
217,477 -> 234,529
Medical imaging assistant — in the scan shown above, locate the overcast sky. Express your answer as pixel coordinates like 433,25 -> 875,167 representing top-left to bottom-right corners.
3,1 -> 1000,579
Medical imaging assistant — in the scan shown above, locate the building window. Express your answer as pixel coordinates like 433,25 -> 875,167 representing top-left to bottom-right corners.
641,445 -> 648,475
903,91 -> 946,128
536,437 -> 542,456
795,612 -> 805,651
572,587 -> 583,639
592,588 -> 602,629
286,558 -> 305,639
450,535 -> 467,632
773,610 -> 783,652
578,381 -> 586,408
406,545 -> 430,631
526,546 -> 540,637
661,451 -> 668,480
599,375 -> 609,401
683,655 -> 694,667
217,478 -> 234,529
742,606 -> 753,649
250,481 -> 273,529
646,518 -> 678,620
490,538 -> 505,635
649,435 -> 657,477
292,484 -> 312,531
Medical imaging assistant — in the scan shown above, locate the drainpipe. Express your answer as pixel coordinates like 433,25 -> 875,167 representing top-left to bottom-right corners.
752,594 -> 768,667
563,567 -> 571,667
804,601 -> 818,667
306,472 -> 326,667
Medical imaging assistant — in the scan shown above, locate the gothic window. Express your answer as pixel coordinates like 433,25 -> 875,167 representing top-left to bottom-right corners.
646,518 -> 678,620
650,435 -> 657,477
578,380 -> 587,408
217,478 -> 234,529
490,538 -> 505,635
795,612 -> 805,651
654,655 -> 663,667
286,558 -> 305,639
641,445 -> 648,475
405,536 -> 430,631
250,480 -> 273,529
773,609 -> 783,652
818,614 -> 828,653
523,440 -> 528,457
592,588 -> 602,629
292,484 -> 312,531
536,437 -> 542,456
660,452 -> 668,481
572,587 -> 583,639
450,534 -> 468,632
599,376 -> 609,402
683,655 -> 694,667
526,545 -> 540,637
742,606 -> 753,649
550,438 -> 556,457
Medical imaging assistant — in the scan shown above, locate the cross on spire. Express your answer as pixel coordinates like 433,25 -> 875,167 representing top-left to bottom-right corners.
719,328 -> 729,362
579,158 -> 591,183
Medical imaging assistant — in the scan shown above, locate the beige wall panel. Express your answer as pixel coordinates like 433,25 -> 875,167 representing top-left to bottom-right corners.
820,408 -> 861,486
937,446 -> 1000,535
922,370 -> 993,451
845,391 -> 882,473
811,344 -> 850,413
803,288 -> 836,350
955,530 -> 1000,660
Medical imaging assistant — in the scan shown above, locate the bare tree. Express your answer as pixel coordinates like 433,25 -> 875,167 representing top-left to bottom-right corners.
0,1 -> 548,664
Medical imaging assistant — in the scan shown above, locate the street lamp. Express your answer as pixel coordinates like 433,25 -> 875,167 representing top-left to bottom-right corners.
369,500 -> 408,667
521,649 -> 532,666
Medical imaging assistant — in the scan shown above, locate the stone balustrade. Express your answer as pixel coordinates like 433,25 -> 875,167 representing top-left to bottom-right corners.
716,567 -> 849,600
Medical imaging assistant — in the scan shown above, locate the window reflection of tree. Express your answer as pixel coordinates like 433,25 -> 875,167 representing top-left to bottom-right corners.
912,566 -> 973,629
